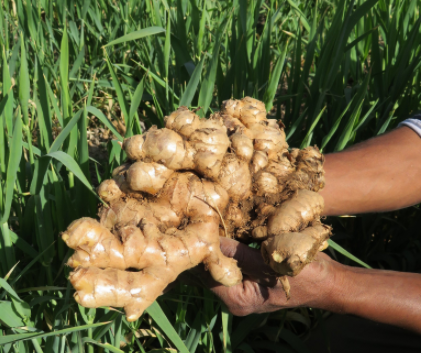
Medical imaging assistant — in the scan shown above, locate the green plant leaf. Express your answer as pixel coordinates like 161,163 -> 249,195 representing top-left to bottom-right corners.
49,109 -> 84,153
104,27 -> 165,47
146,301 -> 190,353
0,322 -> 111,345
179,56 -> 205,107
263,40 -> 289,111
287,0 -> 311,33
320,99 -> 354,151
0,302 -> 25,328
0,277 -> 21,301
45,151 -> 104,204
87,106 -> 124,141
221,304 -> 232,353
83,337 -> 125,353
130,77 -> 145,122
105,53 -> 131,133
0,115 -> 22,224
197,17 -> 230,116
300,106 -> 326,148
328,239 -> 372,269
19,34 -> 30,126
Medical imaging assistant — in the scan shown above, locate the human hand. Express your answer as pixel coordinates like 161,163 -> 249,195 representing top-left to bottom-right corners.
178,237 -> 421,332
195,237 -> 341,316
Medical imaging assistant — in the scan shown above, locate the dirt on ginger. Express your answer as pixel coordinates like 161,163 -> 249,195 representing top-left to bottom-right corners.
62,97 -> 331,321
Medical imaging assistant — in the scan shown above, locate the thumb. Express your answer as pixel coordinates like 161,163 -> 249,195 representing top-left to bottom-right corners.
219,237 -> 278,287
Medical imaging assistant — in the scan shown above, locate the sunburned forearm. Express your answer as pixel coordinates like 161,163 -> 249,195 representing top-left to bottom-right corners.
320,126 -> 421,216
319,265 -> 421,332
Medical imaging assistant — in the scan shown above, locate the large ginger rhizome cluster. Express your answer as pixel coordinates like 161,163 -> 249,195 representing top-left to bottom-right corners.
62,97 -> 331,321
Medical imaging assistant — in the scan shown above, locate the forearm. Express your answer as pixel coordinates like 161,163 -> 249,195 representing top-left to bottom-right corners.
203,240 -> 420,332
314,263 -> 421,332
320,126 -> 421,216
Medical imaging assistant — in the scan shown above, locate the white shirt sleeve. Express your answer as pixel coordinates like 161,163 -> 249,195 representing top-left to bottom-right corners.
398,113 -> 421,137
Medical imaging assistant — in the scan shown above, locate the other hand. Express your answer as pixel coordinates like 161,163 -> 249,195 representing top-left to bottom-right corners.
197,237 -> 342,316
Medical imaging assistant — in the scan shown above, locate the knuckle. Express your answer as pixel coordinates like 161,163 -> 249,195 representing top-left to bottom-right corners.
223,288 -> 254,316
220,240 -> 238,259
226,304 -> 249,316
222,246 -> 235,259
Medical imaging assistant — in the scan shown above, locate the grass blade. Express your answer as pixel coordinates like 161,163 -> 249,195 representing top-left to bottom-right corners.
19,34 -> 30,126
300,106 -> 326,148
83,337 -> 125,353
87,106 -> 124,142
197,16 -> 230,116
263,40 -> 289,111
105,52 -> 130,134
328,239 -> 372,269
221,305 -> 232,353
104,27 -> 165,47
287,0 -> 311,33
0,115 -> 22,224
45,151 -> 105,205
49,110 -> 84,153
179,56 -> 205,107
344,26 -> 378,52
320,99 -> 354,151
146,301 -> 190,353
0,322 -> 111,345
2,49 -> 14,137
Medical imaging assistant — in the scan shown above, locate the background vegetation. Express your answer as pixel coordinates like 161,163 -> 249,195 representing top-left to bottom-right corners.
0,0 -> 420,352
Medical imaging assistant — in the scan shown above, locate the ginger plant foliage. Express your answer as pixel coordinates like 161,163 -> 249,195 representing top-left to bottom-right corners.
62,97 -> 331,321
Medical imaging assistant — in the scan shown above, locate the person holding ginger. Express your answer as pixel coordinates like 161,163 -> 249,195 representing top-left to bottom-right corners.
202,117 -> 421,351
60,99 -> 420,350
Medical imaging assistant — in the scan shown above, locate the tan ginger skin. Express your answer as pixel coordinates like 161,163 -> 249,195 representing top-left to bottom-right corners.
62,97 -> 330,321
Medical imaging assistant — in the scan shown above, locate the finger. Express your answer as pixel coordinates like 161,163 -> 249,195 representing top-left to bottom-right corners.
197,273 -> 271,310
206,275 -> 274,316
219,237 -> 278,286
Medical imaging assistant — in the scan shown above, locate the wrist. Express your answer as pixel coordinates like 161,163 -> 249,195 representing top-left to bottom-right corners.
319,262 -> 353,313
314,261 -> 367,315
305,256 -> 356,313
277,254 -> 347,310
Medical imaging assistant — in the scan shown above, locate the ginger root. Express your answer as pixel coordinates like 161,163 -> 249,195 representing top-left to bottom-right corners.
62,97 -> 331,320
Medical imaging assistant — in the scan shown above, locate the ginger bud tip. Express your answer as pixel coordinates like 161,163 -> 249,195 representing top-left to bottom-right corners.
272,252 -> 284,263
69,259 -> 80,267
127,314 -> 138,322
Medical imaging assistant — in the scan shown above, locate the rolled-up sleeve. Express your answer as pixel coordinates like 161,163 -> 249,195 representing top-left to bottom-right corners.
398,113 -> 421,137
